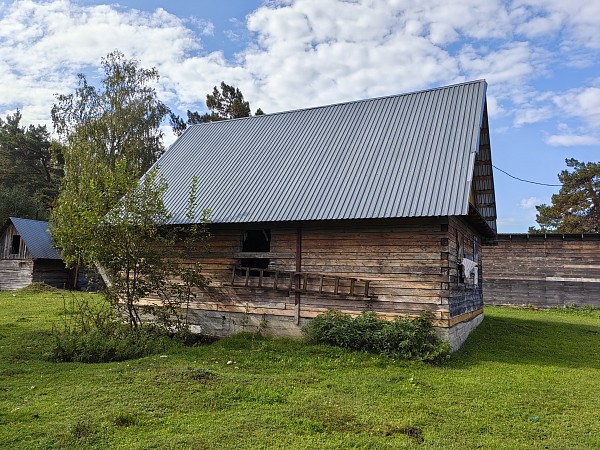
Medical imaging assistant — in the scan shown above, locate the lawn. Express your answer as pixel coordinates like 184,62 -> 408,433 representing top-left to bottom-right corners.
1,286 -> 599,449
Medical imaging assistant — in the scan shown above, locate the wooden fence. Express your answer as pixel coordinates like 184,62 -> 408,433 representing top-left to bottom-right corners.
482,233 -> 600,307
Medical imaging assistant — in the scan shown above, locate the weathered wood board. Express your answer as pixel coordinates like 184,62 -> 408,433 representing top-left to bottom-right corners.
147,217 -> 486,350
482,234 -> 600,307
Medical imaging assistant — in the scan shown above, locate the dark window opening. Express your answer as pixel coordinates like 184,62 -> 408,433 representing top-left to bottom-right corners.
240,229 -> 271,269
10,235 -> 21,255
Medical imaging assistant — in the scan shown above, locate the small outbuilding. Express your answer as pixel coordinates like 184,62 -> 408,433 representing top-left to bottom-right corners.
145,80 -> 498,350
0,217 -> 71,290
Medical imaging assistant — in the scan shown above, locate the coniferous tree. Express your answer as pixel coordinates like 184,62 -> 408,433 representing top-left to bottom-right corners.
172,82 -> 263,135
0,111 -> 63,224
530,159 -> 600,233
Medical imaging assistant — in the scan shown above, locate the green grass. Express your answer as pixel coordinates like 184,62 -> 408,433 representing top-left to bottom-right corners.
1,286 -> 599,449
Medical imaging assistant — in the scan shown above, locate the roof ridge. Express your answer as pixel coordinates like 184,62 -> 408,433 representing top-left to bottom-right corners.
10,217 -> 50,225
188,79 -> 487,127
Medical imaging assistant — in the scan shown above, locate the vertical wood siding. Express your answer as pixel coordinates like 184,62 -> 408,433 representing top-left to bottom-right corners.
447,216 -> 484,323
1,223 -> 31,259
32,260 -> 71,290
1,224 -> 71,290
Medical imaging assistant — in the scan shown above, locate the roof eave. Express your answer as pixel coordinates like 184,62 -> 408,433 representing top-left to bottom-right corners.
466,204 -> 497,242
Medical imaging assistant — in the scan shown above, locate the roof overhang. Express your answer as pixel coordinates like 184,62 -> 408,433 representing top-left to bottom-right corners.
466,204 -> 497,242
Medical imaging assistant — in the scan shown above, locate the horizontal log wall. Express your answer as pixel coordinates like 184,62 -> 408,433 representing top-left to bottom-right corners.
0,260 -> 33,290
447,216 -> 484,318
164,218 -> 481,330
32,260 -> 71,290
298,220 -> 450,322
482,234 -> 600,307
139,217 -> 488,349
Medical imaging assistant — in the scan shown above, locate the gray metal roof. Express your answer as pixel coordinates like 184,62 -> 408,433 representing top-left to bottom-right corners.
9,217 -> 62,260
152,80 -> 494,230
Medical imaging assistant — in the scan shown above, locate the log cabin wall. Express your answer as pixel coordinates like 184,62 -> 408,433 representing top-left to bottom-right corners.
482,234 -> 600,307
150,217 -> 485,349
297,218 -> 449,321
1,222 -> 72,291
32,259 -> 71,290
0,223 -> 34,290
0,260 -> 34,290
445,216 -> 485,347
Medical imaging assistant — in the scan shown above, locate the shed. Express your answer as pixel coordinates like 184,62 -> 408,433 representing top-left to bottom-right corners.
0,217 -> 72,290
146,80 -> 498,350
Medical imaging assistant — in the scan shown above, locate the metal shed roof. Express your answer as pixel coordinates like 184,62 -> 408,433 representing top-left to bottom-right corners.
9,217 -> 62,260
152,80 -> 494,231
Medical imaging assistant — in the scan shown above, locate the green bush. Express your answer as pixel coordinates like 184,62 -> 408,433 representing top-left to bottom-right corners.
50,326 -> 174,363
50,294 -> 180,363
303,310 -> 450,362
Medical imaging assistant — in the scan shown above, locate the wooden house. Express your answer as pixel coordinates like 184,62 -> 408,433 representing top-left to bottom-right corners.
146,80 -> 498,350
0,217 -> 71,290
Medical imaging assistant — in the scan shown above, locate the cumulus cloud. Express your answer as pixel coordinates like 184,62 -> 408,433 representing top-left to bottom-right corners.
189,17 -> 215,36
515,0 -> 600,48
0,0 -> 599,139
513,106 -> 553,127
0,0 -> 199,124
553,87 -> 600,127
545,134 -> 600,147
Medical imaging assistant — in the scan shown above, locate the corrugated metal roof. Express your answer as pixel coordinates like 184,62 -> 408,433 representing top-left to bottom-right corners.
10,217 -> 62,260
151,80 -> 491,227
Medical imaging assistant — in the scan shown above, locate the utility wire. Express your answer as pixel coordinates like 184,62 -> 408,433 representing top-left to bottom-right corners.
492,164 -> 562,187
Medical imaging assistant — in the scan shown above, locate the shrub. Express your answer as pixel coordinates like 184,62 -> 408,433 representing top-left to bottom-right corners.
303,311 -> 449,362
50,294 -> 179,363
50,326 -> 174,363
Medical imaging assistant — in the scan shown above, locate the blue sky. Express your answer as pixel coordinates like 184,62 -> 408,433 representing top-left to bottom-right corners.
0,0 -> 598,232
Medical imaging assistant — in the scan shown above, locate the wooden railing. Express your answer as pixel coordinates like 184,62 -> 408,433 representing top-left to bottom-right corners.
231,267 -> 373,298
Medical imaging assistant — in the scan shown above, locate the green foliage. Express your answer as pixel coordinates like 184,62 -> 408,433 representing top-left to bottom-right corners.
51,50 -> 173,268
530,158 -> 600,233
50,51 -> 211,332
51,50 -> 169,174
0,110 -> 63,224
173,81 -> 264,135
50,294 -> 178,363
96,169 -> 211,330
303,310 -> 450,362
51,328 -> 172,363
0,185 -> 46,224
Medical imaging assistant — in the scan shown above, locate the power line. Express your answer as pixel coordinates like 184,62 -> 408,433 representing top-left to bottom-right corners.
492,164 -> 562,187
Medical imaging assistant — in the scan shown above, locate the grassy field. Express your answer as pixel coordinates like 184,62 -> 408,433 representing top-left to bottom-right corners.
1,287 -> 599,449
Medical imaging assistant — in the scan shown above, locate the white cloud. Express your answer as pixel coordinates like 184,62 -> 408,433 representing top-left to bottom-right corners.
553,87 -> 600,128
545,134 -> 600,146
520,197 -> 542,209
513,106 -> 553,127
189,17 -> 215,36
517,0 -> 600,48
0,0 -> 599,140
0,0 -> 200,125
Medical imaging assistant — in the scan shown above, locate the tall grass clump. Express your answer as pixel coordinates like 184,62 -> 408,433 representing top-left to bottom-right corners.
303,310 -> 449,362
50,294 -> 177,363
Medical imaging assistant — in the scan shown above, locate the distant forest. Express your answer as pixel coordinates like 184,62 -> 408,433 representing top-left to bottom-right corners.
0,111 -> 63,226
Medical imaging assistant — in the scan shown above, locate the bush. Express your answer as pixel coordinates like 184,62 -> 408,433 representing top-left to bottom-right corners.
50,294 -> 180,363
51,326 -> 174,363
303,311 -> 450,362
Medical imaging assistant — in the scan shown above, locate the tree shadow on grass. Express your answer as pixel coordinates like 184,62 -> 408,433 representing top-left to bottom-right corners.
451,314 -> 600,369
